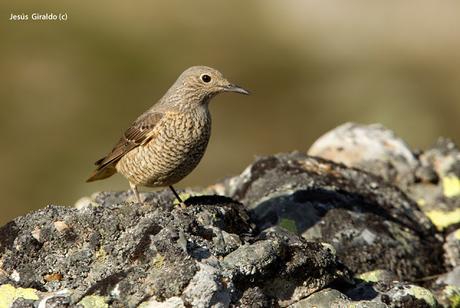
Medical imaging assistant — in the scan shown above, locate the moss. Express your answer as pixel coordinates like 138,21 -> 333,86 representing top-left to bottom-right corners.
278,218 -> 298,233
0,284 -> 39,308
442,175 -> 460,198
78,295 -> 108,308
426,208 -> 460,230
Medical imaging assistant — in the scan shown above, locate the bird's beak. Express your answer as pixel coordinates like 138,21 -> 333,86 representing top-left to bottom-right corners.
224,84 -> 250,95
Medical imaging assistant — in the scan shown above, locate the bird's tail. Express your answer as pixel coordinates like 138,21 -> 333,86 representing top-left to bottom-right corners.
86,165 -> 117,182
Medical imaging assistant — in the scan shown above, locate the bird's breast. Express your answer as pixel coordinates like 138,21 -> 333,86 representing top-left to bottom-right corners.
116,108 -> 212,186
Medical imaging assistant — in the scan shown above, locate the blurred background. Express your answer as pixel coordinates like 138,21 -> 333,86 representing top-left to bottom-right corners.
1,0 -> 460,225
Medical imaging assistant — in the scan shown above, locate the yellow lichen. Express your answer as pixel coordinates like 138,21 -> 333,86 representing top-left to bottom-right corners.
408,285 -> 437,307
442,176 -> 460,198
0,284 -> 39,308
426,209 -> 460,231
152,254 -> 165,269
356,270 -> 387,283
78,295 -> 108,308
417,199 -> 426,207
443,285 -> 460,308
173,193 -> 191,205
94,247 -> 107,261
455,229 -> 460,240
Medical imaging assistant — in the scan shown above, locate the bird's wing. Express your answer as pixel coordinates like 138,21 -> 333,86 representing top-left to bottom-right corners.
94,112 -> 164,170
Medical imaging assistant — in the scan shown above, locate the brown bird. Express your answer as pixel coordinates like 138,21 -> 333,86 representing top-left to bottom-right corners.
87,66 -> 249,204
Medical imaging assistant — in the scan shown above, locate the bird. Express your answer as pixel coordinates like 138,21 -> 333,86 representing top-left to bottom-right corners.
86,66 -> 249,204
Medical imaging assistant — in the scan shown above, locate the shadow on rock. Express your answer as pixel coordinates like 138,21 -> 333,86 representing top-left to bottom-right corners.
220,152 -> 444,282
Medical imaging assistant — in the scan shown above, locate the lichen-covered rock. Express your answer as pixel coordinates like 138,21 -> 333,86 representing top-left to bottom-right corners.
308,123 -> 460,233
413,138 -> 460,232
0,191 -> 349,307
218,152 -> 443,281
432,284 -> 460,308
289,288 -> 386,308
308,122 -> 418,185
2,126 -> 460,307
444,229 -> 460,268
345,280 -> 439,308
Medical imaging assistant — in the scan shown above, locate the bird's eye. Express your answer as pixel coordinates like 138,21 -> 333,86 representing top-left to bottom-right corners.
201,74 -> 211,83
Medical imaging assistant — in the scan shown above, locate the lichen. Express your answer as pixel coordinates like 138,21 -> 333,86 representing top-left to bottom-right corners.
152,254 -> 165,269
426,208 -> 460,230
356,270 -> 387,283
0,284 -> 39,308
78,295 -> 108,308
417,199 -> 427,207
442,175 -> 460,198
407,285 -> 437,307
94,247 -> 107,261
454,229 -> 460,240
443,285 -> 460,308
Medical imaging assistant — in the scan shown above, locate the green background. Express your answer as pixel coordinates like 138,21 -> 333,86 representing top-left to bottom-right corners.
1,1 -> 460,225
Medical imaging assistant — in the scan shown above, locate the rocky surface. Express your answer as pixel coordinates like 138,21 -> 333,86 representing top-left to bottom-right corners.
1,123 -> 460,307
0,193 -> 349,307
216,152 -> 442,282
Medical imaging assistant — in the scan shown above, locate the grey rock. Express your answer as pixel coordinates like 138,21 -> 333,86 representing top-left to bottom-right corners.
288,288 -> 351,308
222,240 -> 282,277
182,263 -> 230,308
3,133 -> 460,307
444,229 -> 460,268
346,281 -> 438,308
308,122 -> 418,184
289,288 -> 386,308
436,266 -> 460,287
0,191 -> 348,307
219,152 -> 443,281
308,123 -> 460,233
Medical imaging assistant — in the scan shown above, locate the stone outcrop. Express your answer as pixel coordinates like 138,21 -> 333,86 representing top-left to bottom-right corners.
1,123 -> 459,307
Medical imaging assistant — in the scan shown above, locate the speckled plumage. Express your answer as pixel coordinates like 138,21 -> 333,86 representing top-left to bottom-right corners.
87,66 -> 249,203
116,108 -> 211,187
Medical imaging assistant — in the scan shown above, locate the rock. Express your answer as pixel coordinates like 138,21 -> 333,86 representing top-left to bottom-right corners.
289,288 -> 386,308
288,288 -> 350,308
182,263 -> 230,308
308,123 -> 460,232
308,122 -> 418,184
432,284 -> 460,308
0,285 -> 38,308
382,283 -> 438,308
413,138 -> 460,232
436,266 -> 460,287
346,280 -> 438,308
356,270 -> 398,285
0,191 -> 349,307
444,229 -> 460,268
3,126 -> 460,307
220,152 -> 443,281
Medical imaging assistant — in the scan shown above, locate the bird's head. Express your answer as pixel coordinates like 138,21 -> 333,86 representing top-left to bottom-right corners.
164,66 -> 249,109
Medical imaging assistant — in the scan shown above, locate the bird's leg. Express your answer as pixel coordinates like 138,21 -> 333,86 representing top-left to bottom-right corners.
169,185 -> 186,207
129,182 -> 142,204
